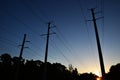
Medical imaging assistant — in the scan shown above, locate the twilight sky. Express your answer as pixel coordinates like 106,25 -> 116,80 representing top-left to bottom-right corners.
0,0 -> 120,76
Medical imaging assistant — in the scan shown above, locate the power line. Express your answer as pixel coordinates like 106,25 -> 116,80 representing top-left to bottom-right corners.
78,1 -> 98,69
100,0 -> 105,47
29,42 -> 43,53
29,0 -> 50,21
54,26 -> 89,70
50,39 -> 72,65
0,38 -> 19,56
0,39 -> 17,48
77,0 -> 100,73
0,24 -> 22,40
0,36 -> 19,46
20,0 -> 47,23
0,9 -> 45,42
25,48 -> 43,60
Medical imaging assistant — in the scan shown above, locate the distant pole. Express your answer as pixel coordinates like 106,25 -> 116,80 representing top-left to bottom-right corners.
43,22 -> 51,80
91,8 -> 105,80
44,22 -> 51,63
19,34 -> 26,60
15,34 -> 27,80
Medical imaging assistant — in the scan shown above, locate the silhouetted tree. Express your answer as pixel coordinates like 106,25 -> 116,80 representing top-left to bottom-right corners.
78,73 -> 98,80
69,64 -> 74,72
12,56 -> 19,65
0,53 -> 12,65
0,53 -> 101,80
0,53 -> 13,80
106,63 -> 120,80
72,68 -> 79,80
68,64 -> 79,80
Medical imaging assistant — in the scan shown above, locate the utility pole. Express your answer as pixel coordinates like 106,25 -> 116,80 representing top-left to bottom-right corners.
42,22 -> 51,80
42,22 -> 55,80
15,34 -> 27,80
44,22 -> 51,63
91,8 -> 105,80
19,34 -> 26,60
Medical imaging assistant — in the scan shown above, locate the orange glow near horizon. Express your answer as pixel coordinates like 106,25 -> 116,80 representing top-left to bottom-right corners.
77,67 -> 102,77
96,77 -> 101,80
94,71 -> 101,77
76,63 -> 111,77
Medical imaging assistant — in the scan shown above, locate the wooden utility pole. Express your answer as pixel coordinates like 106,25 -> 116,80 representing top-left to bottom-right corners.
15,34 -> 27,80
42,22 -> 55,80
44,22 -> 51,63
43,22 -> 51,80
91,8 -> 105,80
19,34 -> 26,60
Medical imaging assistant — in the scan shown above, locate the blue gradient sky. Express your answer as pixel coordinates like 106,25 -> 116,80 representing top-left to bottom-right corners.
0,0 -> 120,76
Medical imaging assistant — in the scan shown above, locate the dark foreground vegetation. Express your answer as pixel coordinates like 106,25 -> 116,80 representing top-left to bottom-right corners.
0,53 -> 120,80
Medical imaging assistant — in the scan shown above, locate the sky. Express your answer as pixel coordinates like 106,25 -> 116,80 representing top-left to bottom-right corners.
0,0 -> 120,76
